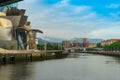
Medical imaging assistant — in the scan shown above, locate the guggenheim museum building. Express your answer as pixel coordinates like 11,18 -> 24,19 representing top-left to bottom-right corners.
0,0 -> 43,50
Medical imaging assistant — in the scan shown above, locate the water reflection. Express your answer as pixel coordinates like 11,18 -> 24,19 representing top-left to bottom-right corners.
0,63 -> 33,80
0,65 -> 13,80
1,53 -> 120,80
112,57 -> 120,64
67,53 -> 80,58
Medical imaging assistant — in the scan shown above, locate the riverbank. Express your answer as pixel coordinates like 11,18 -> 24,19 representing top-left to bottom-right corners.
78,51 -> 120,57
0,49 -> 68,64
1,53 -> 120,80
0,53 -> 68,64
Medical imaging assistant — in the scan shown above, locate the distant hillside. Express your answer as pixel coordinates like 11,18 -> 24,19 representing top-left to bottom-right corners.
70,38 -> 102,43
37,36 -> 64,44
37,36 -> 102,44
37,38 -> 48,45
88,39 -> 102,43
41,36 -> 64,42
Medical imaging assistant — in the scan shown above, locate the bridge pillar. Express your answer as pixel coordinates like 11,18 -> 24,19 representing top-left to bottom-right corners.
40,54 -> 44,61
25,54 -> 28,61
10,56 -> 15,63
2,55 -> 6,64
30,54 -> 32,62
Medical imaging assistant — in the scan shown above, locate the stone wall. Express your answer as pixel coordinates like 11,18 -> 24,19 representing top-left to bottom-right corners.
0,40 -> 17,50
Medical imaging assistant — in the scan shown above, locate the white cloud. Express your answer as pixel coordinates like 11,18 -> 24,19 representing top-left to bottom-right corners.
60,0 -> 70,5
20,0 -> 38,4
40,36 -> 51,41
53,0 -> 91,16
37,28 -> 85,39
89,26 -> 120,39
54,0 -> 70,7
106,3 -> 120,8
110,11 -> 120,19
19,0 -> 120,39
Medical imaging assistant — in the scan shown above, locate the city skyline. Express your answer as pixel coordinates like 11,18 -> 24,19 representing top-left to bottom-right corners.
19,0 -> 120,39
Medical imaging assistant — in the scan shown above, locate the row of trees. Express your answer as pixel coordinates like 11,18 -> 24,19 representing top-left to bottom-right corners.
37,43 -> 64,50
103,42 -> 120,51
37,42 -> 120,51
97,42 -> 120,51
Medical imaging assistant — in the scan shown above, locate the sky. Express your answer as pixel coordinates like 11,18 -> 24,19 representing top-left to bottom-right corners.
19,0 -> 120,39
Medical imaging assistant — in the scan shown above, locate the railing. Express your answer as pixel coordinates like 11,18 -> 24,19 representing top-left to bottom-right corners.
0,49 -> 63,55
78,51 -> 120,56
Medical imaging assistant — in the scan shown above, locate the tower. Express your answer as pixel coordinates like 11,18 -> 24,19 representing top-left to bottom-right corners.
83,38 -> 89,47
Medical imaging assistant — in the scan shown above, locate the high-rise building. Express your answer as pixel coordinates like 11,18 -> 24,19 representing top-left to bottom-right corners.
101,39 -> 120,46
63,41 -> 71,48
0,0 -> 43,50
83,38 -> 89,47
73,40 -> 79,47
83,38 -> 87,44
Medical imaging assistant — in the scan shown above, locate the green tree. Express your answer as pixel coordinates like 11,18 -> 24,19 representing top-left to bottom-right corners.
103,42 -> 120,51
37,44 -> 44,50
37,42 -> 64,50
97,43 -> 102,48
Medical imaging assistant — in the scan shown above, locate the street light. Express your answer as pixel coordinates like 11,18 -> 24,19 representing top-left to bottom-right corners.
44,42 -> 47,51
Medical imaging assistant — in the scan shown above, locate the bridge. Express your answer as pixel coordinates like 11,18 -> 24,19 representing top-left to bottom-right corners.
65,47 -> 103,53
65,47 -> 120,57
76,51 -> 120,57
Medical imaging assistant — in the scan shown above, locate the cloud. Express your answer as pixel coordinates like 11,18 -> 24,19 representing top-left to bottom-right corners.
106,3 -> 120,8
89,26 -> 120,39
110,11 -> 120,20
20,0 -> 38,4
19,0 -> 120,39
40,36 -> 51,41
53,0 -> 92,16
37,28 -> 86,39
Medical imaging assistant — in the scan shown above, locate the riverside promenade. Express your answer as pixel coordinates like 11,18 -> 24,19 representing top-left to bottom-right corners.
0,49 -> 68,64
79,51 -> 120,56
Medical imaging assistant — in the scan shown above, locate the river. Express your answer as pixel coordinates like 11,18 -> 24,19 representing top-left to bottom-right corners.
1,53 -> 120,80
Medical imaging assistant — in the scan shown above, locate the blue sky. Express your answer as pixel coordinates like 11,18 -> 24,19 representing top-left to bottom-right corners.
19,0 -> 120,39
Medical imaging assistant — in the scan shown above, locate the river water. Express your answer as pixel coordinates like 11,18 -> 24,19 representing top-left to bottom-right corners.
1,53 -> 120,80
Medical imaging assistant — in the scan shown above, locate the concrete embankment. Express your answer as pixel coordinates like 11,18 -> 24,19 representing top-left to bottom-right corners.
79,51 -> 120,57
0,49 -> 68,64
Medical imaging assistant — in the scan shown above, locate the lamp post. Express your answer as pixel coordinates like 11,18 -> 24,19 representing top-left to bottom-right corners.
44,42 -> 47,51
61,43 -> 63,50
57,43 -> 59,50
